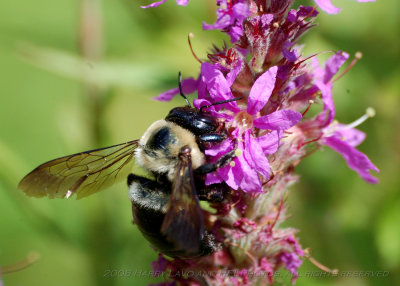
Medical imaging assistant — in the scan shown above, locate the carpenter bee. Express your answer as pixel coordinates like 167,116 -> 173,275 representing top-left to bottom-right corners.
18,75 -> 237,259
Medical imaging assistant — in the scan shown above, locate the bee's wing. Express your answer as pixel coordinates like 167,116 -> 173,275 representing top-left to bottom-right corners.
161,147 -> 204,253
18,140 -> 139,199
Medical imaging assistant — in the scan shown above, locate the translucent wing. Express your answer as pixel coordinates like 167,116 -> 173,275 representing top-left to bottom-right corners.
18,140 -> 139,199
161,146 -> 204,253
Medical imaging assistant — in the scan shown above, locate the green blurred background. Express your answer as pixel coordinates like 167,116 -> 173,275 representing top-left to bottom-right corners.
0,0 -> 398,285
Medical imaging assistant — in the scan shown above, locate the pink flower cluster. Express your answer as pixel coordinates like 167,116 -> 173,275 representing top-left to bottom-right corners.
143,0 -> 377,285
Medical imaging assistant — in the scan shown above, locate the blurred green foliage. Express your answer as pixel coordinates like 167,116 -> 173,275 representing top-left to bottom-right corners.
0,0 -> 398,285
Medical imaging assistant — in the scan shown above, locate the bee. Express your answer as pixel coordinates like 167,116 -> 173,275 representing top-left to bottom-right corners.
19,76 -> 238,259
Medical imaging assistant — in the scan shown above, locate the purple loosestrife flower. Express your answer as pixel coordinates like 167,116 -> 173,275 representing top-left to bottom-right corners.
320,109 -> 379,183
196,63 -> 302,192
202,0 -> 250,43
143,0 -> 378,285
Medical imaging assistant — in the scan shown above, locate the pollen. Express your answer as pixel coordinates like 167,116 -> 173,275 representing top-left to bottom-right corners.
366,107 -> 376,118
355,51 -> 363,60
235,149 -> 243,157
230,161 -> 236,167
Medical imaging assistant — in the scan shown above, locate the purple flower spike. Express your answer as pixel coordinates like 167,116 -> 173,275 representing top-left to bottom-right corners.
143,1 -> 378,284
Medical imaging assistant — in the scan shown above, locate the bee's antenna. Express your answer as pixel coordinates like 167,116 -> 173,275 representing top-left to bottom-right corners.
200,97 -> 242,113
178,72 -> 191,107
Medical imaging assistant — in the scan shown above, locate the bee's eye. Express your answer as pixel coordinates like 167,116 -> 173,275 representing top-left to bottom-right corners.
146,127 -> 173,150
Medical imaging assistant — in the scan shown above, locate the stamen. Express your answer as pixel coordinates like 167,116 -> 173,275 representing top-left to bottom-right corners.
344,107 -> 376,130
304,249 -> 338,275
294,51 -> 336,69
272,22 -> 279,28
188,33 -> 203,64
302,100 -> 314,116
331,51 -> 362,83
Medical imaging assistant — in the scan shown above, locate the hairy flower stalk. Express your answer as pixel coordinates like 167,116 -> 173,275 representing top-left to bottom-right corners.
143,0 -> 377,285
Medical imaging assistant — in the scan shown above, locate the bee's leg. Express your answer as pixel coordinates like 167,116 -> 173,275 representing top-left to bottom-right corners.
197,182 -> 230,203
194,149 -> 236,175
127,174 -> 170,215
200,230 -> 222,256
196,134 -> 226,151
198,134 -> 226,143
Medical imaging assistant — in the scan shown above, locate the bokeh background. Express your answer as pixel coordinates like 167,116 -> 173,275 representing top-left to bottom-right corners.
0,0 -> 398,285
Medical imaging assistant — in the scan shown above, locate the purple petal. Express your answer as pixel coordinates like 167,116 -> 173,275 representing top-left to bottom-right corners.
153,77 -> 198,101
287,9 -> 297,22
323,136 -> 379,183
193,98 -> 232,120
224,159 -> 242,190
207,158 -> 242,190
237,154 -> 262,192
323,51 -> 349,83
141,0 -> 167,9
257,131 -> 281,154
227,25 -> 244,43
312,56 -> 324,82
226,58 -> 242,86
193,98 -> 211,110
232,3 -> 250,20
334,124 -> 366,147
280,252 -> 303,283
260,13 -> 274,28
254,110 -> 302,131
205,138 -> 233,156
202,14 -> 233,30
247,66 -> 278,115
245,132 -> 270,178
282,41 -> 298,62
315,81 -> 335,126
298,6 -> 319,18
313,51 -> 348,125
151,254 -> 169,275
313,0 -> 341,14
205,171 -> 224,185
176,0 -> 188,5
201,62 -> 239,112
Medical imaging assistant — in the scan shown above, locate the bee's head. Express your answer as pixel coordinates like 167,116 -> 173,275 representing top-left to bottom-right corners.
165,106 -> 217,136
